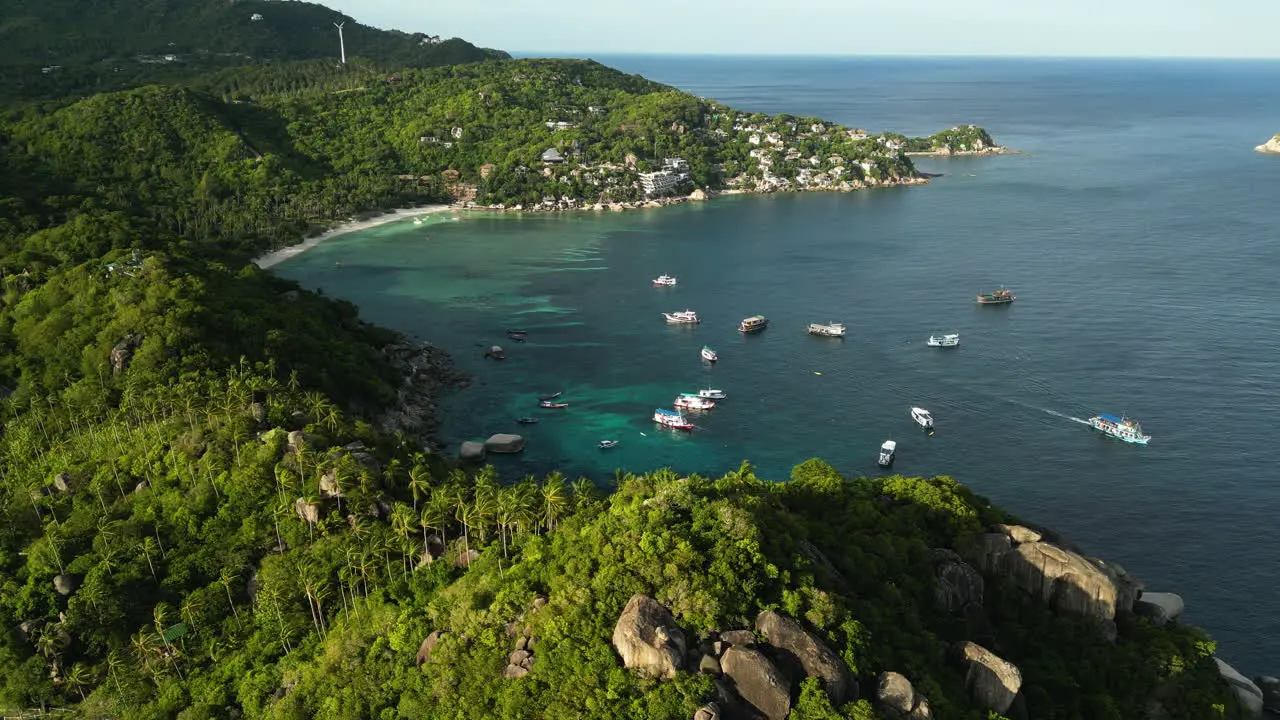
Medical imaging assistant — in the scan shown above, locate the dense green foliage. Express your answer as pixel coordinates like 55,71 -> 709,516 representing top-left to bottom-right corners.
900,125 -> 999,153
1,0 -> 507,104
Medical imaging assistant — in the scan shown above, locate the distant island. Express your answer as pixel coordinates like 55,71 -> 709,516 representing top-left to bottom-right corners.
0,1 -> 1270,718
1255,134 -> 1280,154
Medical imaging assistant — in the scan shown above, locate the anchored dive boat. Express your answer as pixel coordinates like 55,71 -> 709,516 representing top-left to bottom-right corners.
807,322 -> 846,338
739,315 -> 769,333
653,408 -> 694,430
701,346 -> 718,362
516,417 -> 539,425
927,333 -> 960,347
674,394 -> 716,410
1087,413 -> 1151,445
976,287 -> 1015,305
911,407 -> 934,432
663,310 -> 700,325
698,388 -> 726,399
653,274 -> 678,286
878,440 -> 897,468
598,440 -> 619,450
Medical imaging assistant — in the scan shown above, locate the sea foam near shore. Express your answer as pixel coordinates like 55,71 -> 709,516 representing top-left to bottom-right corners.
253,204 -> 456,269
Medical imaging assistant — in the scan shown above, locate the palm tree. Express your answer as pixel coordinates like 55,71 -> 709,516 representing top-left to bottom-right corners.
105,650 -> 126,693
407,463 -> 431,512
63,663 -> 92,701
218,568 -> 240,621
389,502 -> 415,539
419,501 -> 445,559
140,537 -> 159,582
152,602 -> 184,680
571,476 -> 597,510
452,488 -> 473,564
541,472 -> 568,532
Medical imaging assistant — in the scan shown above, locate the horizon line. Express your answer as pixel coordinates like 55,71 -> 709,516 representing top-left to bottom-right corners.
507,50 -> 1280,62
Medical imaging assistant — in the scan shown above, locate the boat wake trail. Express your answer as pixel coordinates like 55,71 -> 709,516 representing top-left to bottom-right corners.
1039,407 -> 1090,425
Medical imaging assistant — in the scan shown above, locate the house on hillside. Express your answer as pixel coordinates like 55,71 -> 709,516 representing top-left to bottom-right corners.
541,148 -> 564,165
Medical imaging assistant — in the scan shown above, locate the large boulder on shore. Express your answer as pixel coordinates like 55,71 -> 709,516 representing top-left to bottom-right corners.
931,548 -> 984,615
484,433 -> 525,454
755,610 -> 855,704
951,641 -> 1022,716
53,574 -> 79,596
1004,541 -> 1139,621
720,646 -> 791,720
1134,591 -> 1185,626
612,595 -> 686,680
1215,658 -> 1264,717
877,671 -> 933,719
1253,675 -> 1280,715
459,441 -> 486,462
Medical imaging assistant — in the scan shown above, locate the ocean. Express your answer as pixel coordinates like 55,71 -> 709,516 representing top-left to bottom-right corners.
272,56 -> 1280,675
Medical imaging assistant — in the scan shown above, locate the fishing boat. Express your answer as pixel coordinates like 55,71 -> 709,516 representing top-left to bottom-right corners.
663,310 -> 700,325
807,322 -> 846,338
506,328 -> 528,335
1087,414 -> 1151,445
539,401 -> 569,409
653,408 -> 694,430
878,440 -> 897,468
976,287 -> 1016,305
739,315 -> 769,333
701,346 -> 718,362
927,333 -> 960,347
911,407 -> 934,431
674,394 -> 716,410
598,440 -> 620,449
698,388 -> 726,399
516,417 -> 539,425
539,391 -> 563,401
653,274 -> 678,286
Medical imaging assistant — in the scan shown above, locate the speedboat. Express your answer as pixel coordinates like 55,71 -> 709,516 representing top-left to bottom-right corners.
539,391 -> 563,401
927,333 -> 959,347
1087,413 -> 1151,445
598,439 -> 619,449
911,407 -> 934,432
739,315 -> 768,333
653,274 -> 678,286
517,417 -> 539,425
653,408 -> 694,430
674,394 -> 716,410
878,440 -> 896,467
807,322 -> 846,337
539,401 -> 569,409
701,346 -> 718,362
663,310 -> 699,325
698,388 -> 726,399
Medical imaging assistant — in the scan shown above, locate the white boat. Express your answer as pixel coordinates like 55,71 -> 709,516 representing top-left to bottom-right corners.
674,394 -> 716,410
927,333 -> 960,347
653,274 -> 678,286
807,322 -> 846,338
653,408 -> 694,430
412,217 -> 423,225
701,346 -> 718,362
598,440 -> 619,449
698,388 -> 726,399
663,310 -> 700,325
1087,414 -> 1151,445
878,440 -> 897,467
911,407 -> 934,432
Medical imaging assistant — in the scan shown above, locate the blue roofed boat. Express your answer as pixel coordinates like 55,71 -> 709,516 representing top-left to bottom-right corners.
1087,413 -> 1150,445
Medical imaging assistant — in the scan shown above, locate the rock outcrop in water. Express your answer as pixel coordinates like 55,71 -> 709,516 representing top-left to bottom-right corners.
1255,134 -> 1280,154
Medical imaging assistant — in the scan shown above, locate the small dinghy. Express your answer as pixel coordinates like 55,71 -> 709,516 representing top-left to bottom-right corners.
539,391 -> 563,401
506,328 -> 529,335
701,346 -> 718,362
598,440 -> 619,449
539,401 -> 569,409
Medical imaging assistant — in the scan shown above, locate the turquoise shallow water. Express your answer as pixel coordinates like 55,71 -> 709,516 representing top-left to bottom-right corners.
275,58 -> 1280,674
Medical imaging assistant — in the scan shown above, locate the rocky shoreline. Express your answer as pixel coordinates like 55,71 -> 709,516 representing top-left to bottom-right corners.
905,146 -> 1019,157
375,339 -> 470,453
1255,135 -> 1280,154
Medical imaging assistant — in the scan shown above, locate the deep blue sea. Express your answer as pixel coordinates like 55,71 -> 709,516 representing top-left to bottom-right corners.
273,57 -> 1280,675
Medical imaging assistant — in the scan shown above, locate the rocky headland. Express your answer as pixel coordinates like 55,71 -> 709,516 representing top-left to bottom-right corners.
1255,135 -> 1280,154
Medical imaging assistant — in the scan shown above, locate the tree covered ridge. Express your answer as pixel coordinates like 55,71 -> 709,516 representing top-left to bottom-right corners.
1,0 -> 507,104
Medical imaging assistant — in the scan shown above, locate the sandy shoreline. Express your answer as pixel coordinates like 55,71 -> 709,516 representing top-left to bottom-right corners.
252,204 -> 456,269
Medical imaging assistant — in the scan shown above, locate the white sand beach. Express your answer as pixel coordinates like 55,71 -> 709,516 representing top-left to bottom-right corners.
252,204 -> 456,269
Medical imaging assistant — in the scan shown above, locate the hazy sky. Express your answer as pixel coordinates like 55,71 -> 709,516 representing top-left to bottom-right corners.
335,0 -> 1280,58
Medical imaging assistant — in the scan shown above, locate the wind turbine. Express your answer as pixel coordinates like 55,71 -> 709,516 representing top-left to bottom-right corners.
334,21 -> 346,64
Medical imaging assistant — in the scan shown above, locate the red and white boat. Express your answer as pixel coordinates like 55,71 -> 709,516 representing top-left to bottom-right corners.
663,310 -> 699,324
539,401 -> 569,409
653,408 -> 693,430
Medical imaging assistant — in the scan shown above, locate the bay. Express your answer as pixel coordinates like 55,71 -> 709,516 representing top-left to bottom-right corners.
274,57 -> 1280,675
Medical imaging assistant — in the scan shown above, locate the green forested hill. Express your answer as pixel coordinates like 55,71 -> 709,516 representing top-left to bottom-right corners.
0,0 -> 507,103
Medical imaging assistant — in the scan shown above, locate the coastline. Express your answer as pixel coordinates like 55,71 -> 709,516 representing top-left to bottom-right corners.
905,146 -> 1020,157
252,204 -> 456,269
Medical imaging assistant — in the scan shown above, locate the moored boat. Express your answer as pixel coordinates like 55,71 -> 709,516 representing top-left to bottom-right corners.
926,333 -> 960,347
653,274 -> 678,286
506,328 -> 528,335
539,401 -> 569,409
663,310 -> 700,325
698,388 -> 726,399
911,407 -> 934,432
739,315 -> 769,333
517,417 -> 539,425
976,287 -> 1015,305
807,322 -> 846,337
675,394 -> 717,410
878,440 -> 897,468
701,346 -> 718,362
539,391 -> 563,401
598,440 -> 619,449
1087,413 -> 1151,445
653,408 -> 694,430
